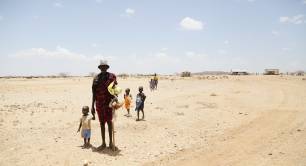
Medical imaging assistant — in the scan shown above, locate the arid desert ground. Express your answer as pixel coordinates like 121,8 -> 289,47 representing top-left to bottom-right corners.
0,75 -> 306,166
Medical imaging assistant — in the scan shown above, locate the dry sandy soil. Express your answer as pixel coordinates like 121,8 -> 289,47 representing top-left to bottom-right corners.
0,75 -> 305,166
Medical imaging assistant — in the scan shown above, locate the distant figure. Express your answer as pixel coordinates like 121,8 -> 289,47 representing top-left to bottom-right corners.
91,60 -> 117,150
77,106 -> 92,148
135,86 -> 146,121
124,88 -> 132,117
149,79 -> 155,91
153,73 -> 159,90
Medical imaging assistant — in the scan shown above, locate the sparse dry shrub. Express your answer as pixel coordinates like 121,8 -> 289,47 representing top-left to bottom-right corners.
181,71 -> 191,77
58,72 -> 69,78
118,73 -> 129,79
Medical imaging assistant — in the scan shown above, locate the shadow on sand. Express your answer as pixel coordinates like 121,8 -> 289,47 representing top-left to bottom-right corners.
76,144 -> 122,156
91,145 -> 122,156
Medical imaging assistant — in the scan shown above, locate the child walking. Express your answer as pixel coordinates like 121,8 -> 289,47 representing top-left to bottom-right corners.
135,86 -> 146,121
77,106 -> 92,147
124,88 -> 132,117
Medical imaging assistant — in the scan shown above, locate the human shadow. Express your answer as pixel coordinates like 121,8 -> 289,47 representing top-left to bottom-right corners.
77,144 -> 93,149
91,145 -> 122,156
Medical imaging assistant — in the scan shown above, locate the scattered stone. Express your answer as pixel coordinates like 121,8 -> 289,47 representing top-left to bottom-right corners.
155,107 -> 164,110
196,102 -> 217,109
177,105 -> 189,109
83,159 -> 89,166
297,129 -> 302,132
210,93 -> 217,96
175,112 -> 184,116
268,153 -> 272,155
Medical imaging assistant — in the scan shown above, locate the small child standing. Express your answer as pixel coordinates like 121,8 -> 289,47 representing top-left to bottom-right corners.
108,81 -> 124,151
77,106 -> 92,147
124,88 -> 132,117
135,86 -> 146,121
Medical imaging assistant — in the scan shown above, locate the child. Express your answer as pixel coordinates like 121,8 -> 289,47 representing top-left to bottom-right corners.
77,106 -> 92,147
108,81 -> 124,151
135,86 -> 146,121
124,88 -> 132,117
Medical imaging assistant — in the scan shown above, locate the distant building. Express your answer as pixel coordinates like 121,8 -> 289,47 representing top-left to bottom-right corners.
264,69 -> 279,75
295,70 -> 304,76
230,69 -> 248,75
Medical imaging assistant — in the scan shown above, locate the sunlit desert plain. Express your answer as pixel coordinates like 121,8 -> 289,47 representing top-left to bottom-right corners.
0,75 -> 306,166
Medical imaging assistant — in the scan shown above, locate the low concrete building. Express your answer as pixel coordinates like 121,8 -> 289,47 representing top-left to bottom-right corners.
264,69 -> 279,75
230,69 -> 248,75
295,70 -> 304,76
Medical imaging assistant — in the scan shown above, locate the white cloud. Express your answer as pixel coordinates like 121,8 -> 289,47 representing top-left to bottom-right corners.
92,54 -> 117,61
7,47 -> 119,76
272,30 -> 280,36
11,46 -> 118,64
303,0 -> 306,4
282,47 -> 290,51
121,8 -> 135,18
160,48 -> 168,52
217,49 -> 227,55
5,47 -> 257,75
0,16 -> 3,21
279,14 -> 305,24
247,0 -> 256,2
95,0 -> 103,3
91,43 -> 98,48
154,52 -> 168,58
185,51 -> 195,57
54,2 -> 63,8
12,46 -> 87,60
185,51 -> 207,60
224,40 -> 229,45
180,17 -> 204,31
126,8 -> 135,15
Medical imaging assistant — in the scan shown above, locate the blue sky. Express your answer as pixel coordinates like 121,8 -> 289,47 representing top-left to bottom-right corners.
0,0 -> 305,76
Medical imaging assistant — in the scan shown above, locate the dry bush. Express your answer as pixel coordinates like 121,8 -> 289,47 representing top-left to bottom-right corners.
181,71 -> 191,77
118,73 -> 129,79
58,72 -> 69,78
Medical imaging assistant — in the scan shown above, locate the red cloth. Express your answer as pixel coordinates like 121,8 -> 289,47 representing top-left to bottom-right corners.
93,72 -> 117,124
